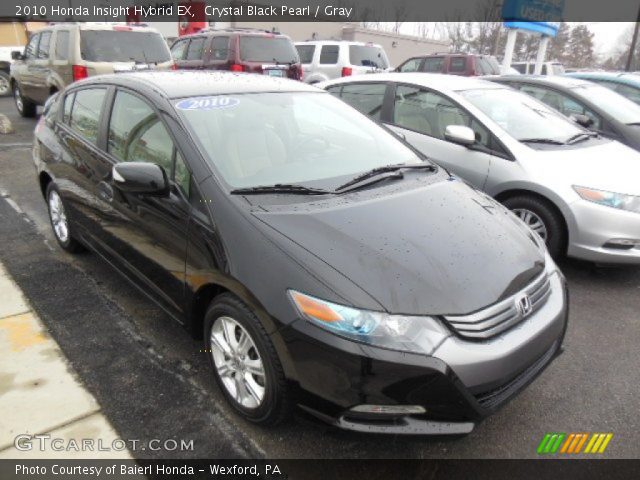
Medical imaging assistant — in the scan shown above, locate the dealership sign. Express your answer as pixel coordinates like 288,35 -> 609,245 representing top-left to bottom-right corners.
502,0 -> 565,37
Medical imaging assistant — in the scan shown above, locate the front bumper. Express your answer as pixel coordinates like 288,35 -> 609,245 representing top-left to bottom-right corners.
568,199 -> 640,264
279,271 -> 568,435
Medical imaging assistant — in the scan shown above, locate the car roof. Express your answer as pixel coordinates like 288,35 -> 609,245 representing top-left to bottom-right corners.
567,71 -> 640,86
78,71 -> 321,98
494,75 -> 592,89
321,73 -> 505,93
295,40 -> 382,47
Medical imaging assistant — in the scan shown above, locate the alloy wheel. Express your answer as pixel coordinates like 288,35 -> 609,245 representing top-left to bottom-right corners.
512,208 -> 548,241
14,86 -> 23,113
209,316 -> 266,409
48,190 -> 69,243
0,76 -> 9,96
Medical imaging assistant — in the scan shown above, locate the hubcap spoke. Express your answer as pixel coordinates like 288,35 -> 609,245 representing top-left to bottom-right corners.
48,191 -> 69,243
244,358 -> 264,378
513,208 -> 548,241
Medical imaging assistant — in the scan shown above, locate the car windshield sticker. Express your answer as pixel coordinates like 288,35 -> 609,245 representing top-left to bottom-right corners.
175,97 -> 239,111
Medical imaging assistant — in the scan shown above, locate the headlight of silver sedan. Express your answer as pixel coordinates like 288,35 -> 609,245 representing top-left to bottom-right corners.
288,290 -> 449,355
574,186 -> 640,214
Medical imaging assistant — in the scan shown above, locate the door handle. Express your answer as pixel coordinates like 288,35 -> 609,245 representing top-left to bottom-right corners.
97,181 -> 114,202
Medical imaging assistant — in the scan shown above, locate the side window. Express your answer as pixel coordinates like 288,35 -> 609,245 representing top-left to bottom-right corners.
423,57 -> 444,73
186,37 -> 205,60
54,31 -> 70,61
449,57 -> 466,73
211,36 -> 229,61
319,45 -> 339,64
339,83 -> 386,120
325,85 -> 342,96
25,34 -> 40,59
614,83 -> 640,104
398,58 -> 422,73
542,65 -> 548,75
296,45 -> 315,64
63,92 -> 75,124
174,151 -> 191,196
170,39 -> 188,60
69,88 -> 106,144
520,85 -> 602,129
37,31 -> 51,59
511,64 -> 526,74
393,85 -> 490,147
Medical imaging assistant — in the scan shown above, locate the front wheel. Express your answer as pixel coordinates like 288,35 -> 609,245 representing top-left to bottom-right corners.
503,195 -> 566,259
0,72 -> 11,97
204,293 -> 290,425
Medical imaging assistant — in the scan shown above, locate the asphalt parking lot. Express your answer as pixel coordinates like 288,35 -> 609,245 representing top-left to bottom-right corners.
1,95 -> 639,459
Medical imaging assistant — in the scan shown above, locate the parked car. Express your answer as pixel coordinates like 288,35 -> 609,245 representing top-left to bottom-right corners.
34,71 -> 566,434
321,73 -> 640,263
396,53 -> 501,76
10,24 -> 172,117
294,40 -> 390,83
511,61 -> 565,75
492,75 -> 640,152
0,46 -> 21,97
566,71 -> 640,105
171,28 -> 302,80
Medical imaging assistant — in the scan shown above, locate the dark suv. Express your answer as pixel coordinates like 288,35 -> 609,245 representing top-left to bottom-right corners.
397,53 -> 501,76
170,28 -> 302,80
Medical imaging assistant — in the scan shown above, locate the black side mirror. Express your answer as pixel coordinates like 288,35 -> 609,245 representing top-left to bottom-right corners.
11,51 -> 24,61
112,162 -> 169,196
570,114 -> 594,128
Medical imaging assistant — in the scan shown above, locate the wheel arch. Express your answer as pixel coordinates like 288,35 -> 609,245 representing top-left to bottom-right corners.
39,171 -> 53,198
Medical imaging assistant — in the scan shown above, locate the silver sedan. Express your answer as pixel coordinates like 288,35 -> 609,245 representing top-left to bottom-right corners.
320,73 -> 640,264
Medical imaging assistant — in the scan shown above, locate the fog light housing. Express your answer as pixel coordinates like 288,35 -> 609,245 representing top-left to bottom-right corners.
603,238 -> 640,250
349,405 -> 426,416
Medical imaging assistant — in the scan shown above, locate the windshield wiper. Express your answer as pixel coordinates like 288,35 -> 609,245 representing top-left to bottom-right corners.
566,131 -> 598,145
335,163 -> 436,193
230,184 -> 331,195
519,138 -> 566,145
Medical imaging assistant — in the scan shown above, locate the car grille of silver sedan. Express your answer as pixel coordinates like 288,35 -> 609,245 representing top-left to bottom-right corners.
443,272 -> 552,340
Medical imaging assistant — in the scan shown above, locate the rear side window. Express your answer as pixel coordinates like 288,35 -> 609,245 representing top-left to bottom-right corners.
348,45 -> 388,68
296,45 -> 315,64
37,31 -> 51,59
69,88 -> 107,144
211,36 -> 229,61
239,36 -> 298,63
186,37 -> 205,60
54,31 -> 70,61
424,57 -> 444,73
398,58 -> 423,72
449,57 -> 466,73
339,83 -> 386,120
25,34 -> 39,59
319,45 -> 339,64
170,39 -> 188,60
63,92 -> 75,124
80,30 -> 170,63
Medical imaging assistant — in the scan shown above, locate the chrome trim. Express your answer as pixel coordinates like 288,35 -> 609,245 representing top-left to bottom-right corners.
444,272 -> 551,339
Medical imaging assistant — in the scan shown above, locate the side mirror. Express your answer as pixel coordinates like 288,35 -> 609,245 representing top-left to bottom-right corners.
112,162 -> 169,196
444,125 -> 476,146
11,51 -> 24,61
570,114 -> 594,128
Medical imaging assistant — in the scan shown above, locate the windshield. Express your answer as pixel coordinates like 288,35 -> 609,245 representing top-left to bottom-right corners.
572,84 -> 640,124
461,88 -> 583,143
176,92 -> 423,189
240,37 -> 298,63
80,30 -> 170,63
349,45 -> 389,69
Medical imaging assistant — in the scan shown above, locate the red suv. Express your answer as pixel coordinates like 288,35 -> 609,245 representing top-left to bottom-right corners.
170,28 -> 302,80
397,53 -> 501,76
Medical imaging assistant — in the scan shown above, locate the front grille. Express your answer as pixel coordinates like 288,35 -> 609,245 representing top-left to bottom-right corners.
443,272 -> 551,339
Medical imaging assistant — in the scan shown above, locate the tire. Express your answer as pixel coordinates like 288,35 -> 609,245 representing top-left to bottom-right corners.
45,183 -> 84,253
503,195 -> 566,259
0,71 -> 10,97
204,293 -> 290,425
13,83 -> 36,117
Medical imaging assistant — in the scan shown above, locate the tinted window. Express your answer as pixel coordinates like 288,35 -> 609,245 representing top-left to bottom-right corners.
511,64 -> 527,74
542,65 -> 548,75
170,39 -> 188,60
25,34 -> 39,59
54,31 -> 70,60
239,36 -> 298,63
519,85 -> 602,129
340,83 -> 386,120
574,84 -> 640,124
348,45 -> 388,68
80,30 -> 170,63
319,45 -> 339,64
449,57 -> 466,73
424,57 -> 444,73
69,89 -> 107,144
186,37 -> 205,60
63,92 -> 75,124
325,85 -> 342,96
37,31 -> 51,59
398,58 -> 422,73
108,90 -> 157,161
211,36 -> 229,61
128,121 -> 174,174
296,45 -> 315,64
613,83 -> 640,104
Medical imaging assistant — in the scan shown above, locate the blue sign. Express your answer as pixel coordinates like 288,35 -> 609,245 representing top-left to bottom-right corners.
502,0 -> 564,37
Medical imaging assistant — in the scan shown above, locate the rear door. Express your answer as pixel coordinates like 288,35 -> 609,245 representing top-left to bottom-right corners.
18,33 -> 41,100
170,37 -> 190,69
181,36 -> 207,69
208,36 -> 230,70
31,30 -> 52,104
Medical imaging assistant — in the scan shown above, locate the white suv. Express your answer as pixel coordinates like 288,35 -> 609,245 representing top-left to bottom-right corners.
295,40 -> 391,84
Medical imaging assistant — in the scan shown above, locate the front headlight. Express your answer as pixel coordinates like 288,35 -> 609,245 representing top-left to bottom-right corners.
574,186 -> 640,214
288,290 -> 449,355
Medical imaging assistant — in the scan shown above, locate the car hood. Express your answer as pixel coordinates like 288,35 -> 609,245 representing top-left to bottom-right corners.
526,139 -> 640,195
252,179 -> 545,315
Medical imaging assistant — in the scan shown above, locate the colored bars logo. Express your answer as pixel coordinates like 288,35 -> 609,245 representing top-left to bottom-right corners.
537,433 -> 613,454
